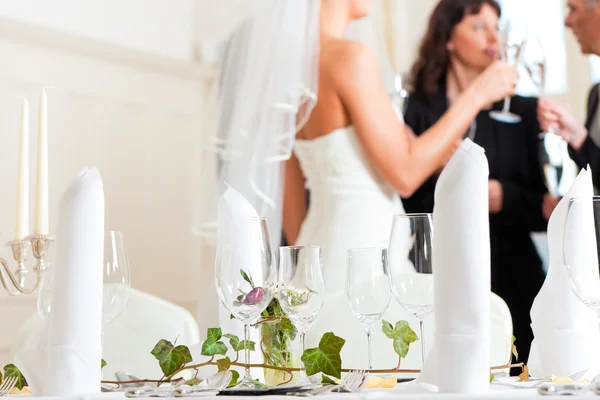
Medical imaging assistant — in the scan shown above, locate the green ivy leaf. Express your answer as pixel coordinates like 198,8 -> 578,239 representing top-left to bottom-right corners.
321,375 -> 338,385
185,378 -> 203,386
217,357 -> 232,371
223,334 -> 241,351
393,338 -> 410,358
382,320 -> 418,358
301,332 -> 345,379
201,328 -> 228,356
394,321 -> 418,344
382,320 -> 394,339
228,370 -> 240,388
4,364 -> 28,390
512,336 -> 519,361
239,340 -> 256,351
151,339 -> 193,377
101,359 -> 107,369
240,269 -> 255,288
222,334 -> 255,352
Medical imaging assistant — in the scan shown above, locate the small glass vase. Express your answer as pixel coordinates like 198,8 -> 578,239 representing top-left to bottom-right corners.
261,318 -> 299,386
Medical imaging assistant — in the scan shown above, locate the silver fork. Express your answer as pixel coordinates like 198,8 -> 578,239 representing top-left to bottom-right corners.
0,377 -> 18,396
294,370 -> 366,396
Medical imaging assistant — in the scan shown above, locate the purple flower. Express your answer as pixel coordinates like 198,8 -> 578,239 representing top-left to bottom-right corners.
244,287 -> 265,305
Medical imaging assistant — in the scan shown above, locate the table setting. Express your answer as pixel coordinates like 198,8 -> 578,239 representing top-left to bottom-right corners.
3,98 -> 600,400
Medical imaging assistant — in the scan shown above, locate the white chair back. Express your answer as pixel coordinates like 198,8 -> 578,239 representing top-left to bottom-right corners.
11,288 -> 200,380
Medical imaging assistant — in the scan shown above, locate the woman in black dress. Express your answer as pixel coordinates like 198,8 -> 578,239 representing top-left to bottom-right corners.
402,0 -> 558,368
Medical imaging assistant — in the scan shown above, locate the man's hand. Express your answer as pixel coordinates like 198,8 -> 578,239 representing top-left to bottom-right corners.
537,99 -> 588,150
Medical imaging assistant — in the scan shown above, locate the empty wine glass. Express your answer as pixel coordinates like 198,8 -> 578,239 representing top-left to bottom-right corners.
215,216 -> 275,389
38,231 -> 131,326
388,214 -> 434,367
278,246 -> 325,386
103,231 -> 131,327
564,197 -> 600,318
490,20 -> 527,124
346,248 -> 391,370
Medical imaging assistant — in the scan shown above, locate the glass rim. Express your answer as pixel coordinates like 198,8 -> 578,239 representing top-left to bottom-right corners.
347,247 -> 386,253
393,213 -> 432,218
280,245 -> 321,250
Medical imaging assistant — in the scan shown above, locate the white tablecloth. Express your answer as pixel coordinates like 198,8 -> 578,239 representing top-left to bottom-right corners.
17,380 -> 598,399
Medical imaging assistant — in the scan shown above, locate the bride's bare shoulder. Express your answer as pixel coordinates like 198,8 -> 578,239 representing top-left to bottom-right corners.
321,39 -> 378,80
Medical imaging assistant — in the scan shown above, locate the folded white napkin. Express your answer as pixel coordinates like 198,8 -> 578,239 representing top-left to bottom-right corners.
14,167 -> 105,396
419,139 -> 491,393
529,166 -> 600,379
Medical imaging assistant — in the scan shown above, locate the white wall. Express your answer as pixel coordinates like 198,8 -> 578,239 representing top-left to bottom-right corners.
0,0 -> 195,60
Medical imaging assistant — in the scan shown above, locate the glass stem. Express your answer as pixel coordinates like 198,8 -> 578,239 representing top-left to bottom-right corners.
502,96 -> 511,113
419,319 -> 426,367
366,325 -> 374,371
299,332 -> 308,382
244,323 -> 252,381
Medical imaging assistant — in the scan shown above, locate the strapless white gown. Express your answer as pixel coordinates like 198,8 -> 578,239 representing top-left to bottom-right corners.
293,126 -> 416,370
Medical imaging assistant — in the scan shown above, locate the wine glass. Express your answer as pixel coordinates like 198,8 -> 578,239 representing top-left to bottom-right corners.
563,197 -> 600,318
103,231 -> 131,327
346,248 -> 391,370
37,231 -> 131,325
215,216 -> 275,389
388,213 -> 434,367
490,20 -> 527,124
278,246 -> 325,386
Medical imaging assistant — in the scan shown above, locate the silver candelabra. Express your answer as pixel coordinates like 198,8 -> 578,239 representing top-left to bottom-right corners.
0,234 -> 53,295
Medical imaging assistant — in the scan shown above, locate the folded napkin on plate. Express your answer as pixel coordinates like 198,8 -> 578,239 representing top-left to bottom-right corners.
529,166 -> 600,379
14,167 -> 105,396
419,139 -> 491,393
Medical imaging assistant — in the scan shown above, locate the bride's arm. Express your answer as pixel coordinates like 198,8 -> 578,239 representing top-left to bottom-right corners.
333,43 -> 516,197
283,154 -> 307,245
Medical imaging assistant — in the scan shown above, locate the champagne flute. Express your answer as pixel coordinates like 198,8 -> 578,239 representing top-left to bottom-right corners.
215,216 -> 275,389
346,248 -> 391,370
524,34 -> 558,138
278,246 -> 325,386
490,20 -> 526,124
388,214 -> 434,367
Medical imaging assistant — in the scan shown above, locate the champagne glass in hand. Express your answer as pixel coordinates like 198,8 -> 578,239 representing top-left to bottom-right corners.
490,20 -> 526,124
524,34 -> 557,139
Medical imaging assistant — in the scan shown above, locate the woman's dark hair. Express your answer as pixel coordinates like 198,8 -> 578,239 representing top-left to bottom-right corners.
409,0 -> 501,96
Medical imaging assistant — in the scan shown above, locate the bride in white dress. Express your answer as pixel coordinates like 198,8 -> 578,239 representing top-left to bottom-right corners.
283,0 -> 518,369
197,0 -> 518,371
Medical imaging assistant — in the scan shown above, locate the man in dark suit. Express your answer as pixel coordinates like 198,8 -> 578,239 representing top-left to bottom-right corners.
539,0 -> 600,184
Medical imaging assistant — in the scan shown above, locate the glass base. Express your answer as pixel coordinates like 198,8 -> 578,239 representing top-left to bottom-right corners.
231,375 -> 268,390
489,110 -> 521,124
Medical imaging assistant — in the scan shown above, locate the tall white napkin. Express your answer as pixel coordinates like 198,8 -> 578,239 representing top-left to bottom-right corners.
529,166 -> 600,379
419,139 -> 491,393
14,167 -> 105,396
